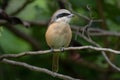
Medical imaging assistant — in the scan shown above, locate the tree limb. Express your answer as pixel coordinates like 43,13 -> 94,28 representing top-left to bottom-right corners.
0,46 -> 120,60
11,0 -> 34,15
2,58 -> 80,80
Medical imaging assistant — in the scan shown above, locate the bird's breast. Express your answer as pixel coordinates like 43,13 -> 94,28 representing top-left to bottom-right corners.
45,22 -> 72,49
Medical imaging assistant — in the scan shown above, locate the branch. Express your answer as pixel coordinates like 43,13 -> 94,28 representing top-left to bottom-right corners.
1,20 -> 120,37
0,46 -> 120,60
71,25 -> 120,37
11,0 -> 34,15
67,2 -> 90,21
1,0 -> 9,10
2,59 -> 80,80
66,2 -> 120,72
4,23 -> 41,50
27,20 -> 48,27
75,32 -> 120,72
57,0 -> 66,9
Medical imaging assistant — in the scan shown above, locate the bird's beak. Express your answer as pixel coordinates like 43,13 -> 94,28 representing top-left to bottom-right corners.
70,14 -> 74,17
68,14 -> 74,18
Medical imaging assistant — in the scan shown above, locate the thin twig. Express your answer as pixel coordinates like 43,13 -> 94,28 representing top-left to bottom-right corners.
4,23 -> 41,50
66,2 -> 120,71
2,59 -> 80,80
71,26 -> 120,37
67,2 -> 90,21
11,0 -> 34,15
76,32 -> 120,71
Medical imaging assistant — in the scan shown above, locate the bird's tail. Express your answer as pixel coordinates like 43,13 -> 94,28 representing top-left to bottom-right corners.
52,52 -> 60,72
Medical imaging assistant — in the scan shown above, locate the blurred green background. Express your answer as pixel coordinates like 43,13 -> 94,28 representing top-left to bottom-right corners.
0,0 -> 120,80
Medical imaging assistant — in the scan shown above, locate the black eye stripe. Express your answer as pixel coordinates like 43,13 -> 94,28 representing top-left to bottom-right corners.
56,13 -> 71,18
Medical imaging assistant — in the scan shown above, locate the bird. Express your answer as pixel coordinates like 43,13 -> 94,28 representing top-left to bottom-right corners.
45,9 -> 74,72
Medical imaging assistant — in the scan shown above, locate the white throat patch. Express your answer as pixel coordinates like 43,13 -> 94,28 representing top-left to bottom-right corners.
55,17 -> 71,23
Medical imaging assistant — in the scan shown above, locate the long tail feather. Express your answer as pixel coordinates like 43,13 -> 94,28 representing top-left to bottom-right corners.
52,52 -> 60,72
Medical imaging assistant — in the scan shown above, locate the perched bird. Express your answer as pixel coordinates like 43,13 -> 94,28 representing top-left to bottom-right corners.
45,9 -> 74,72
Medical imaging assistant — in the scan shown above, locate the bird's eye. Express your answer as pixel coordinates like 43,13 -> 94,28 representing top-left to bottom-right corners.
57,13 -> 71,18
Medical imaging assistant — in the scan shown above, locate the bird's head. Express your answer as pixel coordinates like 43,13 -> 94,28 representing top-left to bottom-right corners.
50,9 -> 74,24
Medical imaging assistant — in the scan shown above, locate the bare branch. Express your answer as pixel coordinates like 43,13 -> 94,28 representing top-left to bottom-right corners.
11,0 -> 34,15
2,59 -> 80,80
71,26 -> 120,37
0,46 -> 120,60
67,2 -> 120,71
4,23 -> 41,50
1,20 -> 120,37
67,2 -> 90,21
75,32 -> 120,72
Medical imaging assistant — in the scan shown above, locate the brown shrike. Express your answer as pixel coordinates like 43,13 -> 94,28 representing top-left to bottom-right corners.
45,9 -> 74,72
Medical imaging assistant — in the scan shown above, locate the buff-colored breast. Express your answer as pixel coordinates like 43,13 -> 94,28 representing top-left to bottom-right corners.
45,22 -> 72,49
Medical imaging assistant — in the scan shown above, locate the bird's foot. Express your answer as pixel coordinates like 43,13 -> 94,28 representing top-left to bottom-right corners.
60,47 -> 64,52
50,48 -> 54,52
